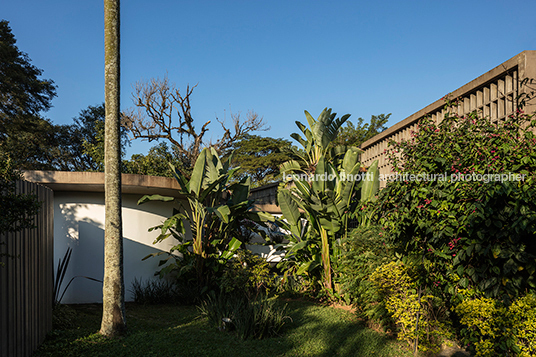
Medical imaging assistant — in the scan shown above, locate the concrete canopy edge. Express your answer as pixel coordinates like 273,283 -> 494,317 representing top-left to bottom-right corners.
23,170 -> 184,198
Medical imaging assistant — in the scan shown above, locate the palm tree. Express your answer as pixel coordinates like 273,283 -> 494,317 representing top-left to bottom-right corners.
100,0 -> 126,337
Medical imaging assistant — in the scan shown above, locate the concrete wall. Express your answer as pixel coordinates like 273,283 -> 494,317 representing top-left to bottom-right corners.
23,170 -> 282,303
23,171 -> 188,304
53,191 -> 180,304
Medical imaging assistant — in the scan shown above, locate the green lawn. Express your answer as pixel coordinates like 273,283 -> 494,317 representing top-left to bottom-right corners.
34,300 -> 411,357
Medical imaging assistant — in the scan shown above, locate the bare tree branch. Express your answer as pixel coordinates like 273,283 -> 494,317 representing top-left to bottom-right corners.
122,76 -> 268,167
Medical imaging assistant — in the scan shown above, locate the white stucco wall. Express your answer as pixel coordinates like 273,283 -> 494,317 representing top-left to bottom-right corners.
54,192 -> 183,304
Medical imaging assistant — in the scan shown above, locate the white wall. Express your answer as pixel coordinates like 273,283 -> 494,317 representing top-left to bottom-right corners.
54,192 -> 183,303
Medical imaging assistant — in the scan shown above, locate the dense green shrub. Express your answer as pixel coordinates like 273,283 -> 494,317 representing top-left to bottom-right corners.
456,294 -> 536,356
198,293 -> 290,340
0,154 -> 40,234
370,261 -> 451,354
220,249 -> 276,299
338,225 -> 393,323
374,102 -> 536,303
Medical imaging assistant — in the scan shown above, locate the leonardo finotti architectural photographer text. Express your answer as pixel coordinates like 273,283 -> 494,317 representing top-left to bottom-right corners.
283,172 -> 526,183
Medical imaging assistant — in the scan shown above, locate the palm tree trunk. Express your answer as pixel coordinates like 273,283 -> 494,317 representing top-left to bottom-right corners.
100,0 -> 126,337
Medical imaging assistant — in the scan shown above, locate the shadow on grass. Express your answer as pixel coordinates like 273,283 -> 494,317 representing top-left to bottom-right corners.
35,301 -> 410,357
278,300 -> 409,357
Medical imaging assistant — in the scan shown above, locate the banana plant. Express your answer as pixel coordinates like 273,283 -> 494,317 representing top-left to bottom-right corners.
359,159 -> 380,226
278,149 -> 369,293
282,108 -> 352,175
139,147 -> 274,284
277,108 -> 380,296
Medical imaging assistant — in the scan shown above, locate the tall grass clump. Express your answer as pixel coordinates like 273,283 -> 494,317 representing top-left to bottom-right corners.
130,278 -> 197,305
198,293 -> 290,340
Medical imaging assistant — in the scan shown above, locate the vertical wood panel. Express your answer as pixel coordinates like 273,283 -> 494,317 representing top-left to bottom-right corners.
0,181 -> 53,357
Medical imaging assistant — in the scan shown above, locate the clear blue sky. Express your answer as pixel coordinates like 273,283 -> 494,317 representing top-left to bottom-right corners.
3,0 -> 535,157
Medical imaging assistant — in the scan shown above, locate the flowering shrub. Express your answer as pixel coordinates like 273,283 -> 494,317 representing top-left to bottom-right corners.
373,101 -> 536,303
456,294 -> 536,356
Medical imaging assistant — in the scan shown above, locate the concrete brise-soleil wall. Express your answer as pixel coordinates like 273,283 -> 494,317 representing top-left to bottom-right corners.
360,51 -> 536,184
23,171 -> 282,304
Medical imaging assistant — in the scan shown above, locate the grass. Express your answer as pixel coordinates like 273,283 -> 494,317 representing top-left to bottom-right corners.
34,300 -> 412,357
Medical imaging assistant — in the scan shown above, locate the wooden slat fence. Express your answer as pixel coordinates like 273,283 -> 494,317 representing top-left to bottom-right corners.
0,181 -> 54,357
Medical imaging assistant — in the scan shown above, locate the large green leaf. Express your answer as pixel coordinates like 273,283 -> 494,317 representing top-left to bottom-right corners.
290,133 -> 307,148
245,211 -> 275,223
230,177 -> 251,204
288,240 -> 308,254
304,110 -> 317,133
213,205 -> 231,223
169,162 -> 189,193
342,147 -> 360,173
280,160 -> 302,175
221,237 -> 242,260
204,148 -> 221,189
295,121 -> 308,135
277,190 -> 301,227
361,159 -> 379,202
293,178 -> 312,200
138,194 -> 175,205
312,155 -> 330,193
189,148 -> 208,196
296,259 -> 321,275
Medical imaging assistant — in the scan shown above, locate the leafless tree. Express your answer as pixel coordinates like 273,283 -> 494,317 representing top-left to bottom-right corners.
121,76 -> 268,167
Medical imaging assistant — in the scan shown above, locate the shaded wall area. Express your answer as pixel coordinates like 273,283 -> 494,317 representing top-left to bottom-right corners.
0,181 -> 54,357
53,192 -> 181,304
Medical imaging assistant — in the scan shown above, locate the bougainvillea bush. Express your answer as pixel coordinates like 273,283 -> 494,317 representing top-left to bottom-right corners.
373,101 -> 536,305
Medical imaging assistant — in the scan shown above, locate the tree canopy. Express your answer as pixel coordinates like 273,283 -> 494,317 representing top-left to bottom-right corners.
0,20 -> 57,169
331,113 -> 391,148
225,135 -> 293,186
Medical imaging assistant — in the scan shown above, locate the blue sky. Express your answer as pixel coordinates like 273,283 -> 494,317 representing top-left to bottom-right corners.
3,0 -> 536,157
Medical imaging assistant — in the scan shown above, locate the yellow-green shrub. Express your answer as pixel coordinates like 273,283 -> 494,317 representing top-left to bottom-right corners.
456,294 -> 536,356
370,261 -> 451,353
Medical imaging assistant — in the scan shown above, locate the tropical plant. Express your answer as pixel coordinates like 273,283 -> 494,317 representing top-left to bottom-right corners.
280,107 -> 351,174
373,98 -> 536,305
139,147 -> 274,290
339,224 -> 393,318
276,108 -> 380,297
53,247 -> 102,307
198,292 -> 290,340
